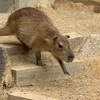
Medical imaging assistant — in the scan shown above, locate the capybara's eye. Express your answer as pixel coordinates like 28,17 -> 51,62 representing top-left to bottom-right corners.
58,44 -> 63,48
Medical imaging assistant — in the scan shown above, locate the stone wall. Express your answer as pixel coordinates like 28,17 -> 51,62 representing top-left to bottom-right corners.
0,0 -> 55,13
0,0 -> 13,13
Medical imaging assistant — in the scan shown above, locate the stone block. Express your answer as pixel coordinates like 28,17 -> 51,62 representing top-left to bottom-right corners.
70,36 -> 87,55
12,61 -> 86,86
0,36 -> 28,56
0,47 -> 9,82
77,34 -> 100,58
0,44 -> 27,56
0,43 -> 27,86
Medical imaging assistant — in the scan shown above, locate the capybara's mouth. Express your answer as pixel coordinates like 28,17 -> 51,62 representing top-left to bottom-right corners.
67,58 -> 74,63
67,55 -> 74,63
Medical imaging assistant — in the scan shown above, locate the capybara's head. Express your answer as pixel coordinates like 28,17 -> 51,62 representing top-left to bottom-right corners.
52,35 -> 74,62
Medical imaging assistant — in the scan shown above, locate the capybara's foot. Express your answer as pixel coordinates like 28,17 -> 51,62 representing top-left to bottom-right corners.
36,61 -> 46,67
63,70 -> 70,75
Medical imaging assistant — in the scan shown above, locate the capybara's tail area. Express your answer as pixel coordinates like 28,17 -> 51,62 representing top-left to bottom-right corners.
0,26 -> 12,36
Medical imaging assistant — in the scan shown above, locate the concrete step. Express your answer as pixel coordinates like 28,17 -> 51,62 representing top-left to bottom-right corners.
0,35 -> 86,86
0,41 -> 27,82
12,61 -> 86,86
0,43 -> 28,56
8,90 -> 57,100
0,36 -> 29,85
0,36 -> 27,56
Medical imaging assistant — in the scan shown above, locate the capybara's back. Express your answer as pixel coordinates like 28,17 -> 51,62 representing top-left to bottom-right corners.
6,7 -> 59,48
0,7 -> 74,74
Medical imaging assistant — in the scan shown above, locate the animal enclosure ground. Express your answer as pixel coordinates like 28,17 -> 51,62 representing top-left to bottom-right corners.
0,0 -> 100,100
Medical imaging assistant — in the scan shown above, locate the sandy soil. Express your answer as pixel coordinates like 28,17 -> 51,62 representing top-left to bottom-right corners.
6,56 -> 100,100
0,0 -> 100,100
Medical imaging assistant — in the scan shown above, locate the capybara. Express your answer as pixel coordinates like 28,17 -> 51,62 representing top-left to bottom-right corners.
0,7 -> 74,74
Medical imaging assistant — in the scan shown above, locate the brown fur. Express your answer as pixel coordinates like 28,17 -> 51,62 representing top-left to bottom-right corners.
0,7 -> 74,74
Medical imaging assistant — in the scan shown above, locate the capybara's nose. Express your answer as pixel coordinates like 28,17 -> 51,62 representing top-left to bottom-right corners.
68,53 -> 74,62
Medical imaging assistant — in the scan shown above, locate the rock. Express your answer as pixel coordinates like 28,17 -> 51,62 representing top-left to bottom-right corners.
78,34 -> 100,58
0,48 -> 9,82
0,36 -> 28,87
12,61 -> 86,86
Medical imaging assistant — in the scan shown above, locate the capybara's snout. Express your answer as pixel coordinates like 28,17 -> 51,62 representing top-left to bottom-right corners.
67,51 -> 74,62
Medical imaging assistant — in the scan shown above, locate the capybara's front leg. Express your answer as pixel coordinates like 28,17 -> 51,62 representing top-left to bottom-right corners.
35,51 -> 46,67
55,56 -> 70,75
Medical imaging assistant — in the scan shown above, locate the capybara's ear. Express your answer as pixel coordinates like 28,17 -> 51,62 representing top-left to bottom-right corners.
53,36 -> 57,40
66,35 -> 70,38
53,37 -> 57,43
53,34 -> 58,41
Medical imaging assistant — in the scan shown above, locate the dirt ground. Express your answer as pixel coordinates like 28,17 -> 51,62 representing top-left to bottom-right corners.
9,56 -> 100,100
0,0 -> 100,100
